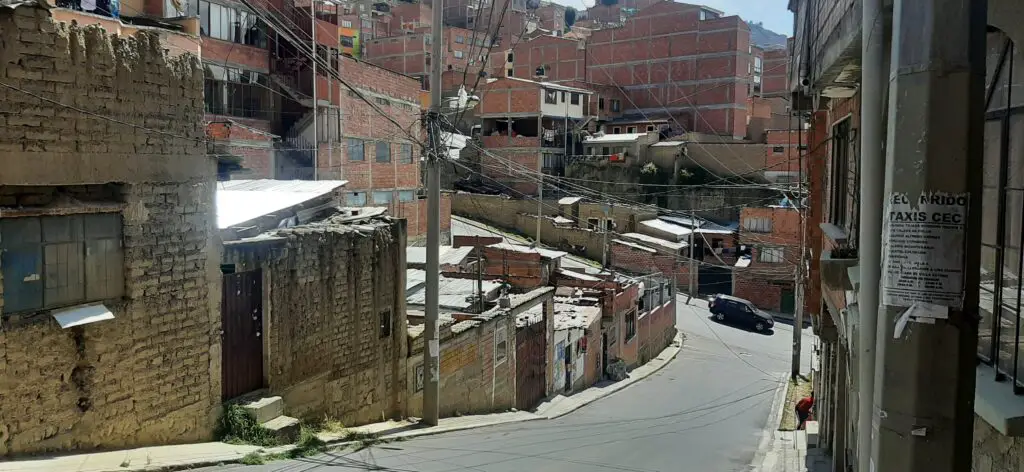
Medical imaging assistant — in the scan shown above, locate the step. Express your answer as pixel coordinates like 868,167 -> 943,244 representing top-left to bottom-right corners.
805,421 -> 820,448
263,415 -> 301,444
241,396 -> 284,425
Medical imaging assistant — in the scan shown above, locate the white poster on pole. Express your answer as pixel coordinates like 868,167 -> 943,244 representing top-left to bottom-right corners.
882,192 -> 968,308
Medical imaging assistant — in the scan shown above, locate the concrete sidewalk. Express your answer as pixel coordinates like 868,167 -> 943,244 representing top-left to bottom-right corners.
750,377 -> 832,472
0,333 -> 683,472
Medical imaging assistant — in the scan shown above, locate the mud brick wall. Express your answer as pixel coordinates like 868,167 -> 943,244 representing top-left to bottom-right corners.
265,221 -> 407,425
0,6 -> 218,457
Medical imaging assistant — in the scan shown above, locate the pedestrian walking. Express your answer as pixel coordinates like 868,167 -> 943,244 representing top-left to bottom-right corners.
795,394 -> 814,430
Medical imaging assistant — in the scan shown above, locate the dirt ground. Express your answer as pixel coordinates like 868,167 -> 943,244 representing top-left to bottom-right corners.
779,376 -> 814,431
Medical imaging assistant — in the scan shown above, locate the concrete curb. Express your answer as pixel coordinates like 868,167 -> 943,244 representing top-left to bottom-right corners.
747,374 -> 792,472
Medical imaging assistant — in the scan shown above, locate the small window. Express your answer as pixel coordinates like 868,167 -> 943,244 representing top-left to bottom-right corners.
601,146 -> 610,155
455,35 -> 465,43
506,52 -> 514,62
340,35 -> 355,48
495,327 -> 508,364
544,89 -> 558,104
399,190 -> 416,202
376,141 -> 391,162
399,143 -> 413,164
347,138 -> 364,161
612,127 -> 621,134
647,125 -> 655,132
454,50 -> 465,59
373,191 -> 393,204
627,126 -> 636,133
414,364 -> 424,392
772,146 -> 785,154
560,91 -> 566,102
379,309 -> 392,338
341,20 -> 352,27
611,99 -> 621,112
598,97 -> 605,110
348,192 -> 366,205
570,93 -> 580,105
742,216 -> 773,233
625,309 -> 637,340
507,68 -> 514,77
587,218 -> 599,230
759,247 -> 785,263
0,213 -> 125,314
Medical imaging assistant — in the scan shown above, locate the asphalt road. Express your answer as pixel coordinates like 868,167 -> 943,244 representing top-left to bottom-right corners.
203,298 -> 813,472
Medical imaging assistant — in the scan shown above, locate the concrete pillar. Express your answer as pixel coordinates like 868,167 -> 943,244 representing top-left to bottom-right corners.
870,0 -> 986,469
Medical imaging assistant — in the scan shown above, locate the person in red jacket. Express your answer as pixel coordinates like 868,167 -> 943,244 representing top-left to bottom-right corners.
795,394 -> 814,430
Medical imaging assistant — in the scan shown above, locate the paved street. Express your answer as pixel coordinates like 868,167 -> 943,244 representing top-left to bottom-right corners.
200,298 -> 814,472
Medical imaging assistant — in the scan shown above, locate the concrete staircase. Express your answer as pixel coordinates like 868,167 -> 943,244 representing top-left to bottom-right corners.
240,395 -> 301,443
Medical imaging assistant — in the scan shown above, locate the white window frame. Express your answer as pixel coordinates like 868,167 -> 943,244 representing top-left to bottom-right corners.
758,247 -> 784,263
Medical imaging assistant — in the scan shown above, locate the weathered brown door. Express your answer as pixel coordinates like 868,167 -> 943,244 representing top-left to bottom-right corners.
221,270 -> 264,401
516,322 -> 547,411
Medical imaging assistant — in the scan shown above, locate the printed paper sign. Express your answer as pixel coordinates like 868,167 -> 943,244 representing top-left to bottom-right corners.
882,192 -> 968,308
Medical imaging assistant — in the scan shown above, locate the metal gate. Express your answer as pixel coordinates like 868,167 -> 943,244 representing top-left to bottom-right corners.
221,270 -> 264,401
515,322 -> 547,411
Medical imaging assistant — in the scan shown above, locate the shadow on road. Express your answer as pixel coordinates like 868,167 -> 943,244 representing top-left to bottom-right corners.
707,315 -> 775,336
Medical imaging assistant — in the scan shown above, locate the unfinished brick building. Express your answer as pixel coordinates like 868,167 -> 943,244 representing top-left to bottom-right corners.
732,206 -> 801,313
0,4 -> 220,456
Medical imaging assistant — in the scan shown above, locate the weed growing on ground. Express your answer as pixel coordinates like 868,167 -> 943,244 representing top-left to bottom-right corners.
216,404 -> 278,447
288,426 -> 328,458
239,452 -> 265,465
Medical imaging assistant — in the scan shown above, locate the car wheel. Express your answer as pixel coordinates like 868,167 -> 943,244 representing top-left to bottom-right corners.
716,313 -> 726,321
754,321 -> 766,332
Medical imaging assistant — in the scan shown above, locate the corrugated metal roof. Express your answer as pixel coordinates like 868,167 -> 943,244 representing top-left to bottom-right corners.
488,242 -> 568,259
558,268 -> 602,282
640,219 -> 692,237
405,269 -> 502,310
612,239 -> 657,253
558,196 -> 584,205
406,246 -> 474,267
621,232 -> 686,251
651,141 -> 685,147
584,133 -> 646,144
216,179 -> 347,229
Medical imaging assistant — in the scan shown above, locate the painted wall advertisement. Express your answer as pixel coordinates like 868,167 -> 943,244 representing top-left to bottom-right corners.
882,192 -> 968,309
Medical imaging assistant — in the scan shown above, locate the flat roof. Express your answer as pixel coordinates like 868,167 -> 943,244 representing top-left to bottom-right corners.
216,179 -> 347,229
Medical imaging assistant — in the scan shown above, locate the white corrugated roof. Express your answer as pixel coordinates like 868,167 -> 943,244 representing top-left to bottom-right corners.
612,239 -> 657,253
558,196 -> 584,205
584,133 -> 646,144
216,179 -> 347,229
621,232 -> 687,251
651,141 -> 685,147
488,242 -> 567,259
405,269 -> 502,310
640,219 -> 692,237
406,246 -> 474,267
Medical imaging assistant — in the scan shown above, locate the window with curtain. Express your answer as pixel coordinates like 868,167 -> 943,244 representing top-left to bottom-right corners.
199,1 -> 267,48
373,191 -> 393,204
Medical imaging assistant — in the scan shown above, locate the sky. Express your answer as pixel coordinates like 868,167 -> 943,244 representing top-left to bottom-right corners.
560,0 -> 794,36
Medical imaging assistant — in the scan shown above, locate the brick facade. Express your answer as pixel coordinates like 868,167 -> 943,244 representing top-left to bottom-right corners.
206,120 -> 278,179
0,9 -> 219,456
733,206 -> 801,312
610,240 -> 691,290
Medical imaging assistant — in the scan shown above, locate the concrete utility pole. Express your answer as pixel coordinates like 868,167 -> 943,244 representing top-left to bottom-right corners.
688,209 -> 697,297
869,0 -> 985,470
421,0 -> 444,427
602,202 -> 610,268
857,0 -> 887,466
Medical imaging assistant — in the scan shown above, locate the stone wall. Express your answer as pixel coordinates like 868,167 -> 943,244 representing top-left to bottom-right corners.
406,312 -> 517,418
0,6 -> 218,456
974,415 -> 1024,472
263,221 -> 407,425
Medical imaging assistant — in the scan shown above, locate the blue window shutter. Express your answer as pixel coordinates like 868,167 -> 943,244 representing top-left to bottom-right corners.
1,218 -> 43,313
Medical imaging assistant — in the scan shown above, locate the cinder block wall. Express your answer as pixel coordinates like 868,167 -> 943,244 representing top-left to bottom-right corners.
265,222 -> 407,425
0,7 -> 218,456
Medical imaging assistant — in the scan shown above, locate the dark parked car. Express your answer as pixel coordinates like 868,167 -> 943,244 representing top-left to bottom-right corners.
708,295 -> 775,332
